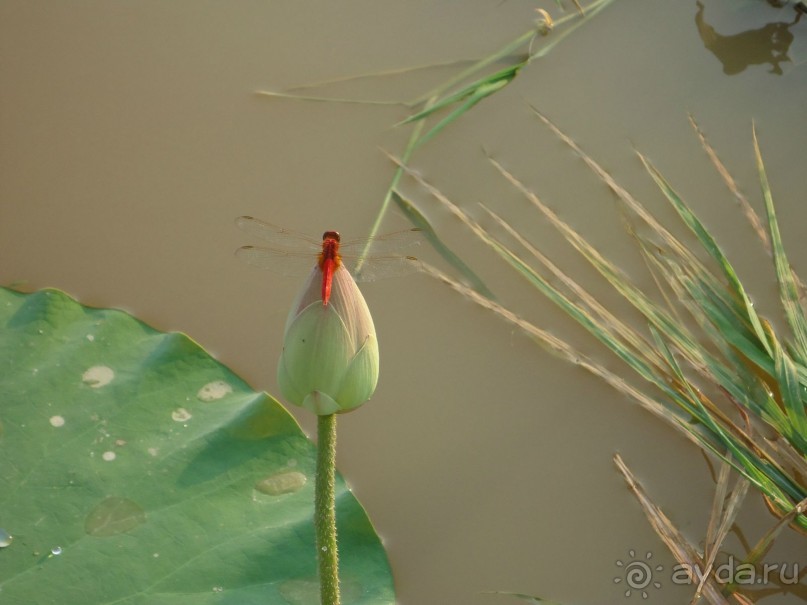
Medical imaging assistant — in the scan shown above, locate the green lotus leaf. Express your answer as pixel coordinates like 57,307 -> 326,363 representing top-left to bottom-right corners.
0,287 -> 394,604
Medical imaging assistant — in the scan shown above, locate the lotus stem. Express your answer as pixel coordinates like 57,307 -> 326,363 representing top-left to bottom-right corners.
315,413 -> 340,605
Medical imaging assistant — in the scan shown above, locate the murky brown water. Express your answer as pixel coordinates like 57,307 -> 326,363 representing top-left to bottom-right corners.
2,1 -> 806,603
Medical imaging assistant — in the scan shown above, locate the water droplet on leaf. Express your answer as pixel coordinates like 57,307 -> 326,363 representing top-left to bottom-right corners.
0,528 -> 12,547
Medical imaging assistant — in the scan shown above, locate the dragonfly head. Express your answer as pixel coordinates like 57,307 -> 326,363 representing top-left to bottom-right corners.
322,230 -> 341,243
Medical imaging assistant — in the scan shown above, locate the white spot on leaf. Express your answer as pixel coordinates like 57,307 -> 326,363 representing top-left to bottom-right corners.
82,366 -> 114,388
171,408 -> 192,422
197,380 -> 232,401
49,415 -> 65,428
254,471 -> 307,496
102,451 -> 116,462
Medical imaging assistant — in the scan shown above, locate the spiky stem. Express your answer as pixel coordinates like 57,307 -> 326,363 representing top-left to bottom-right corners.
315,413 -> 340,605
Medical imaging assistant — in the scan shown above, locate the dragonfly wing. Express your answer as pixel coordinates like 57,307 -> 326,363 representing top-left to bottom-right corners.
235,216 -> 322,253
235,216 -> 425,281
339,227 -> 424,257
348,254 -> 422,282
235,246 -> 318,277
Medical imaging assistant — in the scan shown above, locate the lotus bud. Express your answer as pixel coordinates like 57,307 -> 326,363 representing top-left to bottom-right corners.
277,264 -> 379,415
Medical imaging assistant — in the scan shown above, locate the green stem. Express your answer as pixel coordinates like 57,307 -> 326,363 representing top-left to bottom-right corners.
355,97 -> 432,276
315,414 -> 340,605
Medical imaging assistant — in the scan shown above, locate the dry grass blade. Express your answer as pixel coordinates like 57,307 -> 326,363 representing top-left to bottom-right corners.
487,154 -> 709,373
614,454 -> 734,605
280,57 -> 481,93
745,496 -> 807,565
481,204 -> 663,370
417,261 -> 682,426
766,436 -> 807,479
703,462 -> 732,575
397,156 -> 690,412
688,115 -> 769,249
529,106 -> 704,271
409,103 -> 806,531
695,462 -> 750,604
402,153 -> 790,480
482,591 -> 562,604
521,112 -> 806,524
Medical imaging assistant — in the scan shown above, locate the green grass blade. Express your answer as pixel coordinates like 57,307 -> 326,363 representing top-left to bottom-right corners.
360,100 -> 434,254
753,125 -> 807,364
254,90 -> 403,106
397,64 -> 519,127
483,205 -> 665,371
527,108 -> 718,293
412,76 -> 514,148
391,191 -> 495,299
489,155 -> 717,377
410,29 -> 534,106
638,152 -> 773,358
527,0 -> 615,61
648,326 -> 784,496
481,235 -> 706,414
396,66 -> 520,150
767,323 -> 807,450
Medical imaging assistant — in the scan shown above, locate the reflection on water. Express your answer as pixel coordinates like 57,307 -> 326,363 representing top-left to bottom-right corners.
695,0 -> 802,74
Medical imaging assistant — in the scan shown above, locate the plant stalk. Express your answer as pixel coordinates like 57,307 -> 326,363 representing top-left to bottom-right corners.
315,413 -> 340,605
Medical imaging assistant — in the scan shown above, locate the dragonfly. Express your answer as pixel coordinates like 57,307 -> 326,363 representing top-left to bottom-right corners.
235,216 -> 423,306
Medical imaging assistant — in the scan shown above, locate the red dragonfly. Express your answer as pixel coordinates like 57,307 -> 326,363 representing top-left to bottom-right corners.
235,216 -> 423,305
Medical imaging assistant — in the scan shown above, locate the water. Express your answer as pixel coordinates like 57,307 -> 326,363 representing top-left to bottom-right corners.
1,2 -> 805,604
